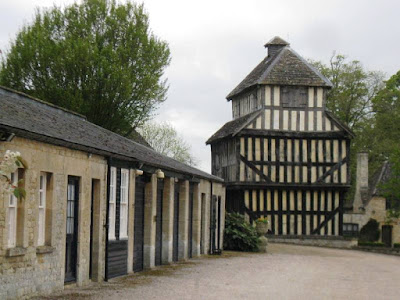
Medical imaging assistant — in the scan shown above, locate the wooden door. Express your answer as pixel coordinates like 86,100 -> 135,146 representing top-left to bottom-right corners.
382,225 -> 392,247
133,176 -> 145,272
155,180 -> 163,266
173,183 -> 179,262
210,195 -> 217,254
65,177 -> 79,283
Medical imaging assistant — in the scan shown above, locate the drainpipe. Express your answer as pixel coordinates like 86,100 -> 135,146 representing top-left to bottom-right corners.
104,158 -> 111,281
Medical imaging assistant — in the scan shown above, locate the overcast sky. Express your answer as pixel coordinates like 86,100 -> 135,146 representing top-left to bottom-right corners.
1,0 -> 400,172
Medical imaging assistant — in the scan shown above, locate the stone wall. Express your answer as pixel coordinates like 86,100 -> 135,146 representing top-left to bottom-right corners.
268,235 -> 357,248
0,137 -> 107,299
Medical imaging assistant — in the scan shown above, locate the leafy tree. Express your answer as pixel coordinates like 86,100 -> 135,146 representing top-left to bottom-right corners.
311,54 -> 385,203
137,121 -> 198,166
372,72 -> 400,217
0,0 -> 170,136
311,54 -> 384,132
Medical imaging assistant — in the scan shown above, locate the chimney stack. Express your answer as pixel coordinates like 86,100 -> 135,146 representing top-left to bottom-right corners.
264,36 -> 290,57
353,152 -> 369,212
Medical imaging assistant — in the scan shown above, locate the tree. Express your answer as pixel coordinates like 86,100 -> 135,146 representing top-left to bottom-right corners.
137,122 -> 198,166
311,54 -> 386,202
371,72 -> 400,217
0,0 -> 170,136
311,54 -> 384,133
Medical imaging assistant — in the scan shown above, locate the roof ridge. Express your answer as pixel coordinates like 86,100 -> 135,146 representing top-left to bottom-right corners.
258,46 -> 288,84
0,85 -> 87,120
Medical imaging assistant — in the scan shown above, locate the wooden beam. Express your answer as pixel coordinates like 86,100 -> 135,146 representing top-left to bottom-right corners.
316,157 -> 347,183
240,129 -> 351,139
311,207 -> 340,234
239,155 -> 272,183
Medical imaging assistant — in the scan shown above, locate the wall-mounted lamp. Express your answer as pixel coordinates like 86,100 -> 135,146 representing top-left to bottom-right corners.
135,169 -> 144,176
156,169 -> 164,179
174,178 -> 179,183
87,153 -> 92,158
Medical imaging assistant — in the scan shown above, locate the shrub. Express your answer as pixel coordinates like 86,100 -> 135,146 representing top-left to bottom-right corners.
394,243 -> 400,249
358,241 -> 385,247
223,213 -> 260,252
359,219 -> 380,242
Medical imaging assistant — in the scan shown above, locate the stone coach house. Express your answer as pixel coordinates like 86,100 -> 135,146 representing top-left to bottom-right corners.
208,37 -> 353,237
0,86 -> 225,299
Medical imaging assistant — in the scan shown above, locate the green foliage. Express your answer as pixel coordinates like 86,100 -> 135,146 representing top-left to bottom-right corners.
358,241 -> 385,247
394,243 -> 400,249
255,216 -> 269,224
311,54 -> 385,203
137,121 -> 198,166
359,219 -> 380,242
223,213 -> 260,252
0,0 -> 170,136
311,54 -> 384,132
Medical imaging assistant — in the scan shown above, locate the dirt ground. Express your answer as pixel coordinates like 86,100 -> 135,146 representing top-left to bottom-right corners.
32,244 -> 400,300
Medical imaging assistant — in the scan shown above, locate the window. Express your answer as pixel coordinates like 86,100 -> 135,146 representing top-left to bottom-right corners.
38,173 -> 47,246
108,167 -> 117,240
7,171 -> 18,248
119,169 -> 129,239
281,86 -> 307,108
343,223 -> 359,237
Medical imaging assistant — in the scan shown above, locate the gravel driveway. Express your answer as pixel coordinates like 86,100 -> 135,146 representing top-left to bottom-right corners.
36,244 -> 400,300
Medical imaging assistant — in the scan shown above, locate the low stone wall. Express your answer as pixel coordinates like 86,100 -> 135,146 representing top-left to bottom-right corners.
268,235 -> 358,249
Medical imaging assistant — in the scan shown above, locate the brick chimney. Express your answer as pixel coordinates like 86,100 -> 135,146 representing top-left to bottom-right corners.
264,36 -> 290,57
353,152 -> 369,212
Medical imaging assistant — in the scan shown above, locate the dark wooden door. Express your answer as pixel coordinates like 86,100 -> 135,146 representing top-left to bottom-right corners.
173,183 -> 179,262
210,195 -> 217,254
65,177 -> 79,283
200,194 -> 205,254
382,225 -> 392,247
155,180 -> 163,266
188,184 -> 194,258
133,176 -> 145,272
89,180 -> 94,280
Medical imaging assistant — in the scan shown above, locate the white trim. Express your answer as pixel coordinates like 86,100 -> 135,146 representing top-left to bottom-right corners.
108,167 -> 117,240
119,169 -> 129,239
38,172 -> 47,246
7,171 -> 18,248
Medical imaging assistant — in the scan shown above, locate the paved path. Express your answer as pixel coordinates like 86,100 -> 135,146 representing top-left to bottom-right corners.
38,244 -> 400,300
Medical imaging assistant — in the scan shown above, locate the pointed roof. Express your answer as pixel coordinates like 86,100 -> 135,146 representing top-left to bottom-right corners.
226,39 -> 332,100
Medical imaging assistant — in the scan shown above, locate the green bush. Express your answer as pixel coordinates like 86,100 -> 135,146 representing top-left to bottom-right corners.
358,241 -> 385,247
394,243 -> 400,249
359,219 -> 380,242
223,213 -> 260,252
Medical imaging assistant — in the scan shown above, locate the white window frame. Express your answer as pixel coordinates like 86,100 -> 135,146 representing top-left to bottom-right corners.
7,171 -> 18,248
119,169 -> 129,239
38,172 -> 47,246
108,167 -> 117,240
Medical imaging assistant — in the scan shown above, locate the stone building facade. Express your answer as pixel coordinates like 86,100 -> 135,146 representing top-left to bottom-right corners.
0,86 -> 225,299
344,154 -> 400,246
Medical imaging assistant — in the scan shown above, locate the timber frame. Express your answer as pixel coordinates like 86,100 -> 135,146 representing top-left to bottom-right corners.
207,37 -> 354,237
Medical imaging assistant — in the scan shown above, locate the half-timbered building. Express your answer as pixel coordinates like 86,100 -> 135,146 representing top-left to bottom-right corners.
207,37 -> 353,237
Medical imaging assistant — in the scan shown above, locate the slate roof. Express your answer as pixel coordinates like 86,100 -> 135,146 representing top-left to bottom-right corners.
369,161 -> 392,199
206,110 -> 261,144
0,86 -> 222,182
226,38 -> 332,100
